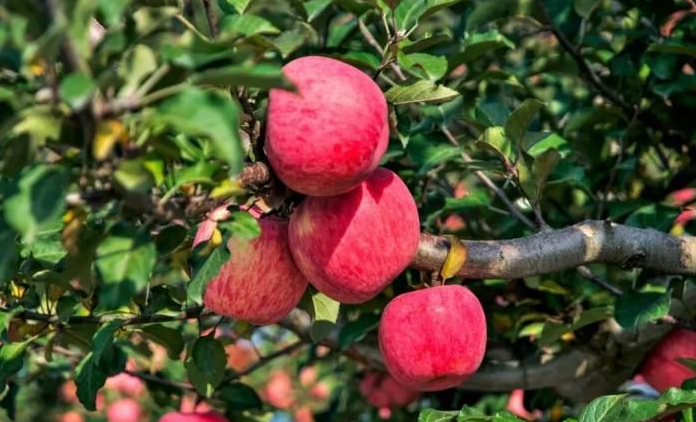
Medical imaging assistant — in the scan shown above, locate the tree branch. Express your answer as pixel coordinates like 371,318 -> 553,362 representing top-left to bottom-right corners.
412,220 -> 696,278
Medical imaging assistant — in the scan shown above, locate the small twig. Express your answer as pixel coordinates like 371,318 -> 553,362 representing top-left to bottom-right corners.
225,341 -> 305,382
201,0 -> 219,37
125,369 -> 194,391
4,306 -> 208,326
576,265 -> 624,296
174,14 -> 210,42
441,126 -> 536,230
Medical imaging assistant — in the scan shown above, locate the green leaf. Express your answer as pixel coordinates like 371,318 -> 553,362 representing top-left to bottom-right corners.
647,42 -> 696,59
310,292 -> 340,342
192,64 -> 293,90
91,320 -> 123,366
538,320 -> 572,347
397,52 -> 449,81
419,408 -> 459,422
95,223 -> 157,310
219,0 -> 253,14
188,243 -> 231,304
142,325 -> 185,360
218,382 -> 263,411
187,335 -> 226,397
162,161 -> 221,202
406,133 -> 462,174
578,395 -> 626,422
304,0 -> 333,21
116,44 -> 157,98
338,313 -> 380,350
219,14 -> 280,37
157,89 -> 243,175
0,341 -> 29,387
519,149 -> 561,204
476,126 -> 514,161
615,289 -> 671,329
625,205 -> 679,232
0,223 -> 18,284
59,72 -> 95,110
3,165 -> 70,243
465,0 -> 518,31
572,306 -> 613,329
452,30 -> 515,65
443,190 -> 491,211
74,353 -> 108,411
394,0 -> 427,31
457,405 -> 489,421
20,223 -> 67,264
228,212 -> 261,240
155,225 -> 188,255
574,0 -> 600,18
385,80 -> 459,105
505,99 -> 545,146
677,358 -> 696,375
114,158 -> 155,194
493,412 -> 527,422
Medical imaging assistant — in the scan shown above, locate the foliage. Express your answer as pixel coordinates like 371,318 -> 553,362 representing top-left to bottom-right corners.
0,0 -> 695,421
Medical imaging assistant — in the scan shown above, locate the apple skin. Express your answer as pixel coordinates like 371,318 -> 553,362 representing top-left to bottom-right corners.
225,339 -> 258,372
378,285 -> 487,391
640,328 -> 696,391
506,389 -> 541,421
204,216 -> 308,325
106,398 -> 142,422
105,372 -> 145,396
58,411 -> 84,422
289,168 -> 420,303
359,372 -> 420,409
158,411 -> 229,422
266,56 -> 388,196
263,370 -> 295,409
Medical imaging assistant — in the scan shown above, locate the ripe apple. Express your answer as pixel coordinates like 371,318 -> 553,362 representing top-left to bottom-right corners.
295,406 -> 314,422
106,398 -> 142,422
204,216 -> 308,324
359,372 -> 419,409
263,370 -> 295,409
60,380 -> 78,403
506,389 -> 541,421
640,328 -> 696,391
158,411 -> 229,422
105,372 -> 145,396
310,382 -> 330,400
299,366 -> 317,387
266,56 -> 388,196
289,168 -> 420,303
225,339 -> 258,372
378,285 -> 487,391
58,411 -> 84,422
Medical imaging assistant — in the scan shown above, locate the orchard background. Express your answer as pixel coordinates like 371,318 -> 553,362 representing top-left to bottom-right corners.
1,0 -> 696,421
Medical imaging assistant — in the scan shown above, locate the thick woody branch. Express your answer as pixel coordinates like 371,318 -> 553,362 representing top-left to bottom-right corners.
412,220 -> 696,278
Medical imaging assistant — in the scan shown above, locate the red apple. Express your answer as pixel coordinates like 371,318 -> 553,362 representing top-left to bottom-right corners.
204,216 -> 308,324
310,382 -> 330,400
506,389 -> 540,421
263,370 -> 295,409
295,406 -> 314,422
105,372 -> 145,396
299,366 -> 317,387
640,328 -> 696,391
289,168 -> 420,303
378,285 -> 487,391
377,407 -> 392,419
266,56 -> 388,196
668,188 -> 696,206
106,398 -> 142,422
60,380 -> 78,403
58,411 -> 84,422
225,339 -> 258,372
158,411 -> 229,422
359,372 -> 419,409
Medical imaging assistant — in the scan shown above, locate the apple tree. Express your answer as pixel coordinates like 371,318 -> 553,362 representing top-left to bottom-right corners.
0,0 -> 696,421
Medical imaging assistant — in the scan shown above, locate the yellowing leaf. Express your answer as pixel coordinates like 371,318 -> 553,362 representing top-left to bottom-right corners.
439,235 -> 467,281
211,179 -> 246,199
93,119 -> 127,161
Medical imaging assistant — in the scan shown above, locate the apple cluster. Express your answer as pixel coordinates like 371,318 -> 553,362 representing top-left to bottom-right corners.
203,56 -> 487,394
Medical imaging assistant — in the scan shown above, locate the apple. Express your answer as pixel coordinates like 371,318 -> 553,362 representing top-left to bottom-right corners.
58,411 -> 84,422
263,370 -> 295,409
289,168 -> 420,303
506,389 -> 541,421
378,285 -> 487,391
310,382 -> 330,400
295,406 -> 314,422
359,372 -> 419,409
667,188 -> 696,206
106,398 -> 142,422
60,380 -> 78,403
225,339 -> 258,372
105,372 -> 145,396
158,411 -> 229,422
640,328 -> 696,391
204,216 -> 308,324
266,56 -> 388,196
299,366 -> 317,387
